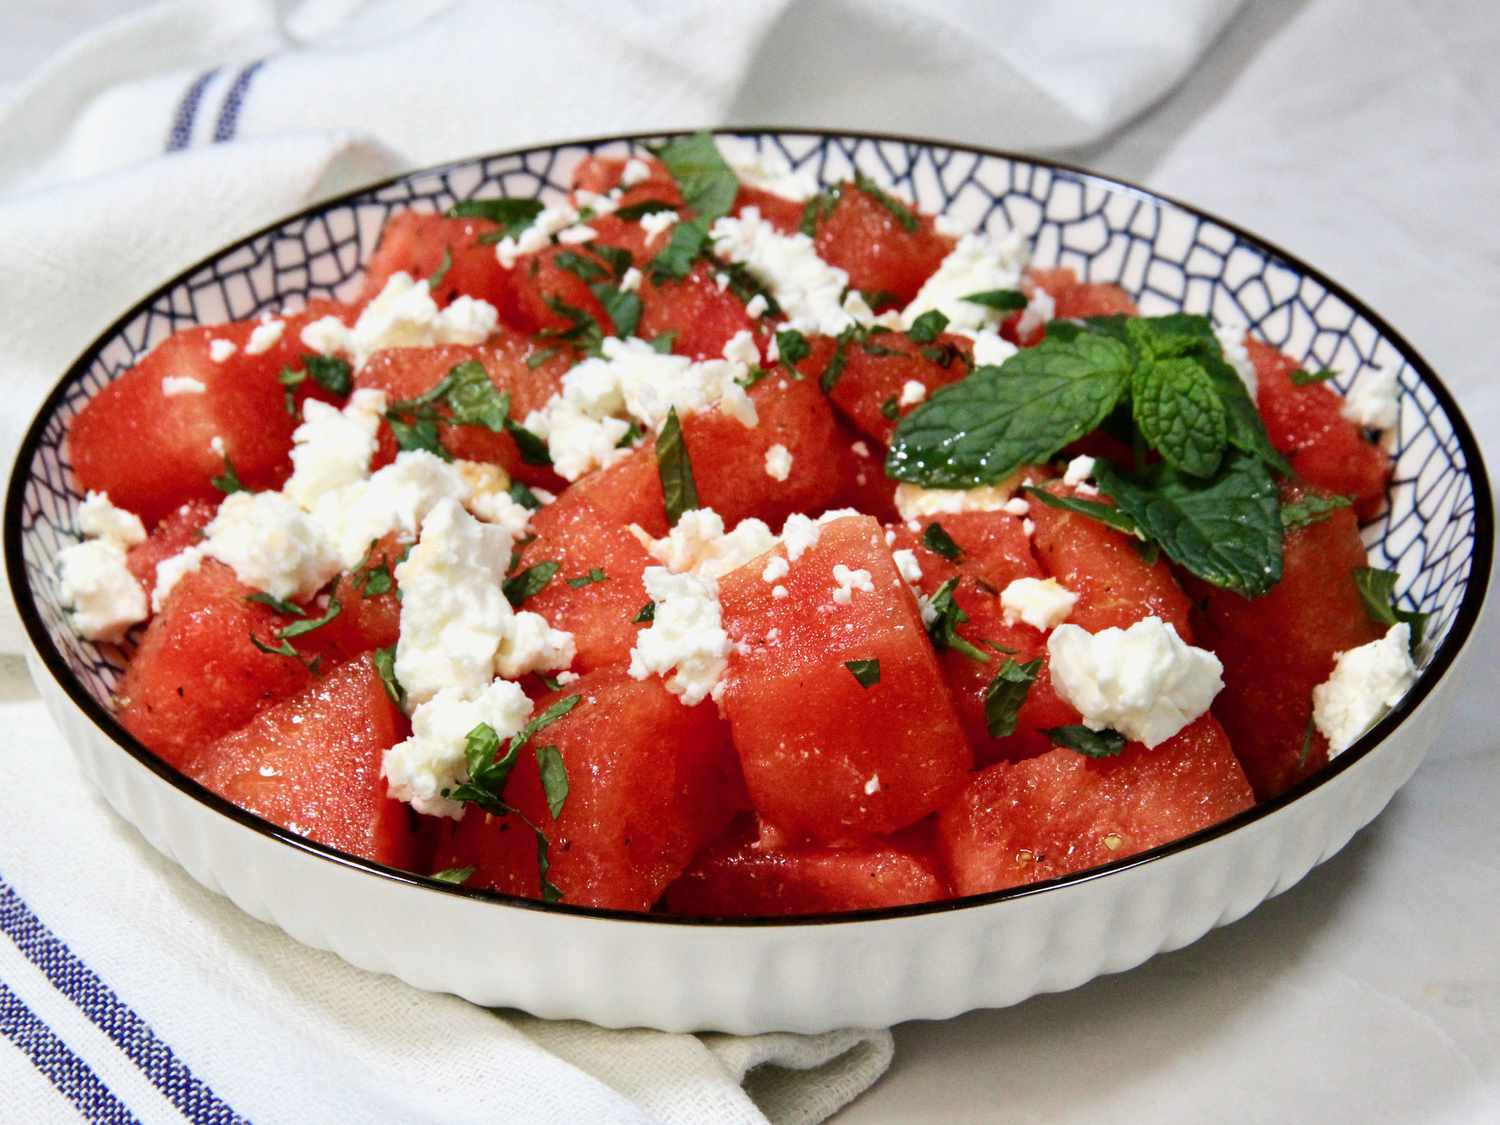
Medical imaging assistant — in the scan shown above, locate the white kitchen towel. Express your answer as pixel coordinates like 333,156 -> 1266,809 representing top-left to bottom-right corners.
0,2 -> 1242,1120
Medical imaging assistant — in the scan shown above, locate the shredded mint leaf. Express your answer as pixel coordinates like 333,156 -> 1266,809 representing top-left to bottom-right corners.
776,329 -> 810,370
852,172 -> 918,233
511,695 -> 582,756
591,244 -> 633,278
356,561 -> 393,598
843,659 -> 880,688
1047,724 -> 1128,757
211,453 -> 246,495
648,217 -> 709,283
799,188 -> 840,237
1281,491 -> 1352,531
427,246 -> 453,291
1299,712 -> 1316,766
249,632 -> 299,659
634,601 -> 655,623
386,413 -> 448,460
921,521 -> 964,561
616,420 -> 645,448
525,347 -> 559,370
887,333 -> 1133,488
880,396 -> 900,421
554,250 -> 609,283
859,289 -> 900,311
245,591 -> 304,617
656,407 -> 699,527
372,645 -> 406,709
962,289 -> 1027,313
1094,452 -> 1283,597
567,567 -> 608,589
615,199 -> 678,221
447,197 -> 544,234
907,309 -> 949,345
536,828 -> 563,903
1023,485 -> 1141,538
985,657 -> 1041,738
540,293 -> 606,356
277,594 -> 341,639
535,745 -> 569,819
925,578 -> 990,664
1352,566 -> 1428,652
503,561 -> 560,608
508,480 -> 542,511
430,866 -> 475,885
649,331 -> 678,355
1131,355 -> 1227,478
591,282 -> 642,338
1291,367 -> 1340,387
652,131 -> 739,221
506,419 -> 553,467
819,325 -> 858,392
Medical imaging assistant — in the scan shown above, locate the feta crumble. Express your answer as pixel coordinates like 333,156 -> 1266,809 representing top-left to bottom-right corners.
952,328 -> 1019,367
245,319 -> 285,355
1015,287 -> 1056,340
634,509 -> 777,580
1062,455 -> 1096,488
314,273 -> 498,369
196,490 -> 340,602
639,209 -> 678,246
150,546 -> 204,612
57,539 -> 147,642
1047,616 -> 1224,748
761,554 -> 790,584
283,388 -> 386,511
831,564 -> 874,605
764,443 -> 793,482
901,228 -> 1028,333
893,471 -> 1024,523
208,338 -> 237,363
710,208 -> 854,336
898,380 -> 927,407
1312,623 -> 1416,754
77,491 -> 145,548
382,679 -> 533,818
161,376 -> 206,397
627,567 -> 730,706
620,157 -> 652,187
1341,365 -> 1401,432
1000,577 -> 1077,631
493,203 -> 584,268
891,548 -> 923,588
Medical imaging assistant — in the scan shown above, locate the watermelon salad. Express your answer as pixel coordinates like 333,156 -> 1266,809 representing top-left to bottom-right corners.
53,133 -> 1424,915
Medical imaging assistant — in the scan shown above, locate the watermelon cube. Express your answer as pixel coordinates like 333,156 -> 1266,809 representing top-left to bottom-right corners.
126,499 -> 216,598
796,330 -> 971,445
637,261 -> 771,361
360,211 -> 506,307
809,181 -> 953,307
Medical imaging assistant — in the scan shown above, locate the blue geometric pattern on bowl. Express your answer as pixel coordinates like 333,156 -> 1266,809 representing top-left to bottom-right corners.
13,130 -> 1485,728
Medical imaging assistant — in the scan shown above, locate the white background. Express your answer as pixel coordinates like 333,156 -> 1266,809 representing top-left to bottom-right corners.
4,1 -> 1497,1121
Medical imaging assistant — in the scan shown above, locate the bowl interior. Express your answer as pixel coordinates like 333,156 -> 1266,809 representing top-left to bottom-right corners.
9,129 -> 1490,864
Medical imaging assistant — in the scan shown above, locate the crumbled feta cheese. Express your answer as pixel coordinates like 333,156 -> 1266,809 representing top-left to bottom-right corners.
710,208 -> 854,335
724,147 -> 819,200
1047,616 -> 1224,748
150,546 -> 204,611
764,443 -> 793,482
894,472 -> 1024,522
898,380 -> 927,407
1003,497 -> 1030,517
1063,455 -> 1096,488
77,491 -> 145,548
1213,320 -> 1257,397
161,375 -> 206,397
635,509 -> 777,580
831,564 -> 874,605
494,203 -> 583,268
627,567 -> 730,705
891,548 -> 923,588
208,338 -> 237,363
572,189 -> 619,218
771,584 -> 789,599
283,388 -> 386,510
620,157 -> 652,187
1000,577 -> 1077,631
299,315 -> 349,357
310,450 -> 469,568
721,329 -> 762,368
850,440 -> 871,459
382,679 -> 533,818
745,294 -> 769,319
863,774 -> 881,796
778,508 -> 860,563
1341,365 -> 1401,432
209,435 -> 226,457
1312,623 -> 1416,754
619,266 -> 642,294
494,610 -> 576,680
761,554 -> 790,584
454,461 -> 533,540
322,273 -> 498,369
556,670 -> 581,685
953,328 -> 1019,367
638,209 -> 678,246
1022,518 -> 1035,536
393,498 -> 517,707
200,490 -> 340,602
556,224 -> 598,245
245,319 -> 285,355
57,539 -> 147,641
901,228 -> 1028,333
1016,287 -> 1055,340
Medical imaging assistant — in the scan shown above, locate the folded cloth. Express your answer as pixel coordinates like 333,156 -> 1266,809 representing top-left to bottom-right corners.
0,2 -> 1240,1119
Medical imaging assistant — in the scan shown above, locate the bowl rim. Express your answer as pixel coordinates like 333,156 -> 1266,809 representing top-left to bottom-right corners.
7,126 -> 1493,928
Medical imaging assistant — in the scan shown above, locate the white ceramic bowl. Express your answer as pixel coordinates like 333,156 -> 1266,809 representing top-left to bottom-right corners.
7,130 -> 1492,1034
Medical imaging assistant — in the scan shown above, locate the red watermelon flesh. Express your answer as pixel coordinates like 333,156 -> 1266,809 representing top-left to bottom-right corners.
359,211 -> 505,307
796,330 -> 971,445
117,561 -> 313,771
191,654 -> 418,869
637,260 -> 771,361
1249,338 -> 1392,521
492,245 -> 615,337
1189,482 -> 1385,799
718,514 -> 971,844
809,181 -> 953,308
661,817 -> 948,916
125,499 -> 216,597
429,669 -> 745,911
303,532 -> 406,664
828,424 -> 899,523
937,714 -> 1254,895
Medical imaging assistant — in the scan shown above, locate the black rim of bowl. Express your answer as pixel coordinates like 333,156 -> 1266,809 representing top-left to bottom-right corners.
6,127 -> 1494,928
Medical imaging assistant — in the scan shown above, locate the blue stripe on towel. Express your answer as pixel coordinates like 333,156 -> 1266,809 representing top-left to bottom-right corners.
212,59 -> 267,142
0,878 -> 242,1124
165,67 -> 222,152
0,978 -> 137,1124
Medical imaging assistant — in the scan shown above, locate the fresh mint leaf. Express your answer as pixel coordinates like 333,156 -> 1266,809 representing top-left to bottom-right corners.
656,406 -> 699,527
858,289 -> 900,311
426,361 -> 510,430
921,521 -> 964,561
652,131 -> 739,221
356,561 -> 393,598
591,244 -> 634,279
211,453 -> 247,495
925,578 -> 990,664
503,561 -> 560,608
1291,367 -> 1339,387
590,282 -> 642,338
880,396 -> 900,421
245,591 -> 305,617
852,172 -> 918,233
887,333 -> 1133,488
511,695 -> 582,756
430,866 -> 475,885
277,594 -> 341,639
819,325 -> 858,392
1093,452 -> 1283,596
1198,352 -> 1290,476
843,659 -> 880,688
799,188 -> 840,237
525,347 -> 559,370
648,217 -> 708,283
306,354 -> 353,397
985,657 -> 1041,738
447,197 -> 543,234
615,199 -> 678,221
386,412 -> 448,460
535,744 -> 569,819
372,645 -> 406,709
508,480 -> 543,511
776,328 -> 810,370
506,419 -> 553,467
633,601 -> 655,623
249,632 -> 300,660
427,246 -> 453,291
1047,724 -> 1127,757
1023,485 -> 1141,538
717,260 -> 781,316
554,250 -> 609,283
567,567 -> 608,589
649,331 -> 678,355
907,309 -> 949,344
962,289 -> 1027,312
616,420 -> 645,448
540,293 -> 606,356
1281,491 -> 1352,530
1130,355 -> 1227,478
536,828 -> 562,903
1352,566 -> 1428,651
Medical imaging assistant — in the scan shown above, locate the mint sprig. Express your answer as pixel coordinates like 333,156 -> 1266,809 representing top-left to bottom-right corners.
1352,566 -> 1427,652
652,132 -> 738,222
985,657 -> 1041,738
656,407 -> 700,527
